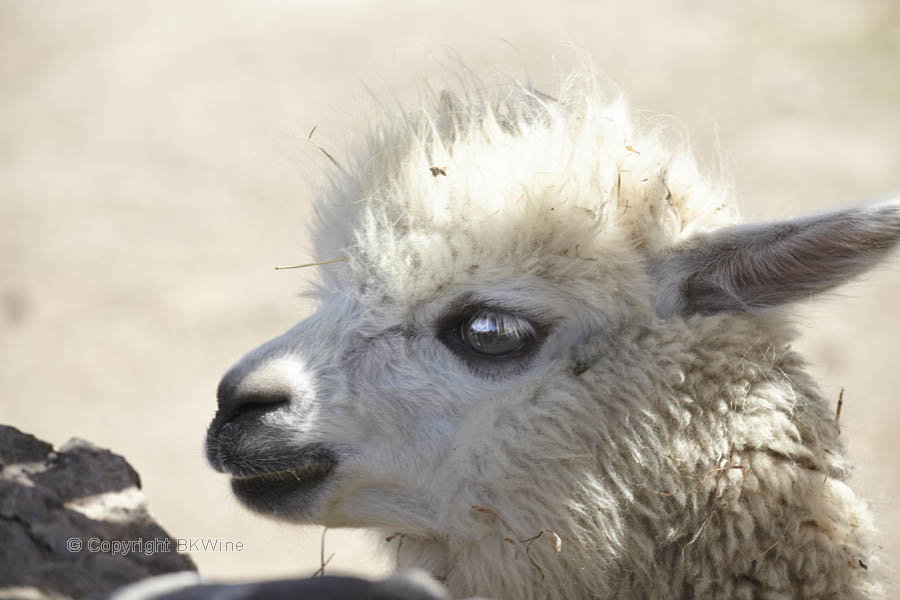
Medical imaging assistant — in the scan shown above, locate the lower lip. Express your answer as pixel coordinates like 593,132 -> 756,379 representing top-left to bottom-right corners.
229,460 -> 337,507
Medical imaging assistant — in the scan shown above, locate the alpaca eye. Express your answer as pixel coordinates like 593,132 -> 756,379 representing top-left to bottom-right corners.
460,310 -> 536,357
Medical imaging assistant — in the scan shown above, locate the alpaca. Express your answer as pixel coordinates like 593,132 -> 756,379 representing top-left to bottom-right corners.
204,72 -> 899,599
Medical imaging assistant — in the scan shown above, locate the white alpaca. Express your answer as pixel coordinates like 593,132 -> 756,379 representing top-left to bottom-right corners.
204,72 -> 899,599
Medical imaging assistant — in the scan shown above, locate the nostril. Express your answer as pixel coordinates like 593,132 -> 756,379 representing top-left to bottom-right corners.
229,395 -> 290,423
217,391 -> 290,427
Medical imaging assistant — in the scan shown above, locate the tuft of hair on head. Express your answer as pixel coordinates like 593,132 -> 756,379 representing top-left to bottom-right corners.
307,64 -> 744,298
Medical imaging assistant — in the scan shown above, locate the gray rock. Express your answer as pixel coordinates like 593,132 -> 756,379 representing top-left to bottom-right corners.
0,425 -> 196,600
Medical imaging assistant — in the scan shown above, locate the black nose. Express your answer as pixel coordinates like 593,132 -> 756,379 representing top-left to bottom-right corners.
213,371 -> 290,428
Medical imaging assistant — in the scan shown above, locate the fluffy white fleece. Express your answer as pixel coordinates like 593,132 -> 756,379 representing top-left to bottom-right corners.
217,71 -> 897,599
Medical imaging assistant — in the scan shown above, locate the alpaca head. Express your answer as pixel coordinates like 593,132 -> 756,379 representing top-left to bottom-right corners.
206,77 -> 898,597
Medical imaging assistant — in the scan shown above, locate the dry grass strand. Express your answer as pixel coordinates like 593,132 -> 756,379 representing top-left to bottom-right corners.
470,505 -> 563,582
275,256 -> 347,270
312,527 -> 335,577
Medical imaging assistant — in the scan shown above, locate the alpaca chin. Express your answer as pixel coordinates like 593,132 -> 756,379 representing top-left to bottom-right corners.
330,488 -> 438,535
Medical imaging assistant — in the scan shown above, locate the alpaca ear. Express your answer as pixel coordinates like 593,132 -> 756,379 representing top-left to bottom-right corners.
651,198 -> 900,317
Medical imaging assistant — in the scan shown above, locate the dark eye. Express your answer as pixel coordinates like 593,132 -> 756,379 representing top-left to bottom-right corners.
460,309 -> 536,357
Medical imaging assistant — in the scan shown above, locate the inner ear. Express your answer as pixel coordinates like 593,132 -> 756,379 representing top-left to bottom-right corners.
650,199 -> 900,317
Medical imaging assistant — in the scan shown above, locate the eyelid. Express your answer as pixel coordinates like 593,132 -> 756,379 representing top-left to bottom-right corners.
436,293 -> 541,327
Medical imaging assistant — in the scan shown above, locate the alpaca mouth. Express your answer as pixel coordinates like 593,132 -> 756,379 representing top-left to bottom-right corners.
213,442 -> 339,515
230,457 -> 336,504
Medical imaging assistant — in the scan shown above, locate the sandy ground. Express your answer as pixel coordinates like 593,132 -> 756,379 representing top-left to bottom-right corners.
2,0 -> 899,588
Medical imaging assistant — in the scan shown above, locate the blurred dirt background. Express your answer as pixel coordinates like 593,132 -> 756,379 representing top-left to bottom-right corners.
1,0 -> 898,586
